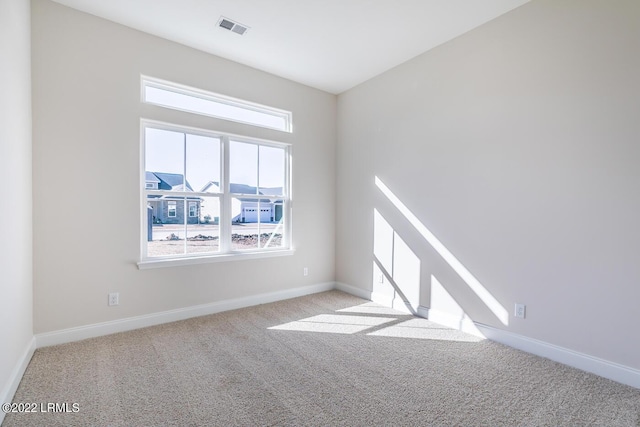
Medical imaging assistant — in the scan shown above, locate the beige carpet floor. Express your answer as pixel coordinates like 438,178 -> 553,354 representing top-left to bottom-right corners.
3,290 -> 640,426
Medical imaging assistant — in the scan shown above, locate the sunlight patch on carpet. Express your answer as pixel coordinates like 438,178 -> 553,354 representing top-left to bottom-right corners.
337,303 -> 407,316
269,314 -> 397,334
368,318 -> 485,342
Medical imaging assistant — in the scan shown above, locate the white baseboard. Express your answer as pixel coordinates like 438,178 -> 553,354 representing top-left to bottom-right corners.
335,281 -> 372,300
36,282 -> 335,348
416,305 -> 429,318
370,292 -> 395,307
0,337 -> 36,425
475,323 -> 640,390
337,281 -> 640,390
334,282 -> 412,311
418,306 -> 484,337
419,305 -> 640,390
30,280 -> 640,392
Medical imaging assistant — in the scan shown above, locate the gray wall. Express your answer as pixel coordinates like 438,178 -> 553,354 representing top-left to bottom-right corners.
337,0 -> 640,370
32,0 -> 336,333
0,0 -> 33,406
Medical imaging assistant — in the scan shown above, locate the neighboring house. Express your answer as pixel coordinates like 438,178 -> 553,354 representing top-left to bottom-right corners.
200,182 -> 284,223
146,172 -> 201,225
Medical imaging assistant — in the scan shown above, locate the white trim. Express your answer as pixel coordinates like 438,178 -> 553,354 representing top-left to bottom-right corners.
417,306 -> 484,337
370,291 -> 395,308
140,122 -> 148,259
141,120 -> 292,264
416,305 -> 430,318
137,248 -> 295,269
475,323 -> 640,390
140,118 -> 290,149
35,282 -> 334,348
0,337 -> 36,425
334,282 -> 372,300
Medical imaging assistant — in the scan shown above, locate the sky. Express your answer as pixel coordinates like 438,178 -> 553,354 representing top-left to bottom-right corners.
145,127 -> 285,193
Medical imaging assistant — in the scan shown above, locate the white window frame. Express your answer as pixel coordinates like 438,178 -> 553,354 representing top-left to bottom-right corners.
141,76 -> 293,133
138,120 -> 292,269
188,202 -> 197,218
167,201 -> 177,218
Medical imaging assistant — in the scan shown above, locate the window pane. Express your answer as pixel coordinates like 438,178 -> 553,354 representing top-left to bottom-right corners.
145,128 -> 184,191
186,196 -> 220,254
230,141 -> 258,193
144,83 -> 291,132
259,145 -> 285,195
143,123 -> 290,260
186,134 -> 221,193
261,200 -> 285,249
146,196 -> 186,257
230,198 -> 284,251
231,197 -> 259,250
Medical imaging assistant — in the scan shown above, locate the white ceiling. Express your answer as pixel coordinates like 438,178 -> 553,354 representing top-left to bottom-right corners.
51,0 -> 530,94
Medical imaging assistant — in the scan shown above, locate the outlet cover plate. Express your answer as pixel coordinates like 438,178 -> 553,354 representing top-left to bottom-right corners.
108,292 -> 119,306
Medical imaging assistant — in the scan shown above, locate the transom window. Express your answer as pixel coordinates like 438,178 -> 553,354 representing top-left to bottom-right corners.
142,76 -> 292,132
141,122 -> 291,261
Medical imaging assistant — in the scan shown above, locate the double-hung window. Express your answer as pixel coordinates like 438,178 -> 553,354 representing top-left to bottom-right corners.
139,78 -> 292,266
142,124 -> 291,262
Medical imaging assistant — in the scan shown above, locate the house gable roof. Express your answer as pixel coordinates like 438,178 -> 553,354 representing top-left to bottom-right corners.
259,187 -> 284,196
145,172 -> 161,183
201,181 -> 283,196
200,181 -> 220,193
147,172 -> 194,191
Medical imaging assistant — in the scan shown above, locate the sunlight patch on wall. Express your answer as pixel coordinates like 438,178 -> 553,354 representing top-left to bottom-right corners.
375,176 -> 509,325
393,232 -> 420,310
430,275 -> 484,337
374,208 -> 394,273
373,209 -> 421,313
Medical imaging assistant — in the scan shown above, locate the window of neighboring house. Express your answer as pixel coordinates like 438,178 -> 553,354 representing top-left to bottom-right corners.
168,201 -> 177,217
141,122 -> 291,263
145,182 -> 154,189
142,76 -> 292,133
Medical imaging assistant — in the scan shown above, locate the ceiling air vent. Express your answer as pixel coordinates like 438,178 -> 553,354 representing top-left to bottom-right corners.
218,17 -> 249,35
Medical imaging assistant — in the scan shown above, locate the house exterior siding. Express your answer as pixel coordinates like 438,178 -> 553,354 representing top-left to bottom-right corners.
149,198 -> 200,225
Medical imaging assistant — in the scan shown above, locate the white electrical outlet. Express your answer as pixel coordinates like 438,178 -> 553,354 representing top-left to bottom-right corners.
303,267 -> 308,276
378,274 -> 384,283
515,303 -> 526,319
108,292 -> 119,306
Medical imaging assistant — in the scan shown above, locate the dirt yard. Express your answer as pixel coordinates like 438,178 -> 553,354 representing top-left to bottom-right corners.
147,233 -> 283,257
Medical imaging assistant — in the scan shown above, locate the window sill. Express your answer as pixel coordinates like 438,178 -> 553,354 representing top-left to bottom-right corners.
137,249 -> 295,270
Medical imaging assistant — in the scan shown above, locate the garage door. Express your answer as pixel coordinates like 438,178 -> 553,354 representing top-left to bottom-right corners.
243,207 -> 272,223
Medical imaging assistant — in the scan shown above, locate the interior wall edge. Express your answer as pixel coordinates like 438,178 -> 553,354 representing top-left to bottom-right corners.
0,337 -> 36,425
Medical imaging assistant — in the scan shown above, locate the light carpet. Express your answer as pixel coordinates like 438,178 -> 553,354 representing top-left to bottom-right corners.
3,290 -> 640,426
